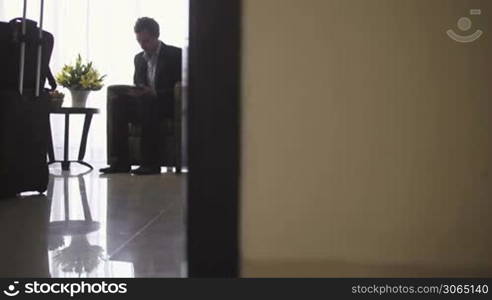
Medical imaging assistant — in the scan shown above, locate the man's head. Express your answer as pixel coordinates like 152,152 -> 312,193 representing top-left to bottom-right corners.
134,17 -> 160,53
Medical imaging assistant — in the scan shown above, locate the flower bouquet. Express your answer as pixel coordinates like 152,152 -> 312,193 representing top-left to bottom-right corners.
56,54 -> 106,107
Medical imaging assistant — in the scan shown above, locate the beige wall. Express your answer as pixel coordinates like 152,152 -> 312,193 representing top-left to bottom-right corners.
241,0 -> 492,277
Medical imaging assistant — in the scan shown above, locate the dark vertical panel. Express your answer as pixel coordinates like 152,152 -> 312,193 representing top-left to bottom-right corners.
187,0 -> 241,277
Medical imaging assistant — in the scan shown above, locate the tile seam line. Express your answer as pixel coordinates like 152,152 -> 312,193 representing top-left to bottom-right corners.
106,200 -> 179,259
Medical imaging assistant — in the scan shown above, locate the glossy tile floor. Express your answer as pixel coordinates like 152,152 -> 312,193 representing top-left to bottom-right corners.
0,163 -> 187,278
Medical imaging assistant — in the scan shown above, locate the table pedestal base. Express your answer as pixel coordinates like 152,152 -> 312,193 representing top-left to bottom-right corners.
48,160 -> 94,171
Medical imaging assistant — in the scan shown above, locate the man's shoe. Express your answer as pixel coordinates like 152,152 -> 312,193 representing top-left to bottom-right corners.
131,166 -> 161,175
99,165 -> 131,174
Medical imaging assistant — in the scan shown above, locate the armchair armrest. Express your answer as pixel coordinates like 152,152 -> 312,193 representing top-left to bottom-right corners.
174,81 -> 183,173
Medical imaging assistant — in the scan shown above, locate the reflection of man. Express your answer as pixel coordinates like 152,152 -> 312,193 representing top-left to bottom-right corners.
100,17 -> 182,175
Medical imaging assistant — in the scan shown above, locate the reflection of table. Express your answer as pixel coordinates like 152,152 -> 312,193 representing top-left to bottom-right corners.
48,107 -> 99,171
47,173 -> 104,277
47,172 -> 100,236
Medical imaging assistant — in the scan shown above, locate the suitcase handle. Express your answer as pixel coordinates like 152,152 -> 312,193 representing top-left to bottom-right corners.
18,0 -> 28,95
35,0 -> 45,97
15,0 -> 45,97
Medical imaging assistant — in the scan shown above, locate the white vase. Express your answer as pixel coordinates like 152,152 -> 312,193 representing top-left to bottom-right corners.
69,89 -> 90,108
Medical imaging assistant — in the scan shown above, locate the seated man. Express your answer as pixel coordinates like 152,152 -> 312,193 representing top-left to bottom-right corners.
100,17 -> 182,175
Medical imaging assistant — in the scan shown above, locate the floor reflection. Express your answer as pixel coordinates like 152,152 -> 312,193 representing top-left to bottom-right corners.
47,170 -> 135,278
45,164 -> 185,278
0,164 -> 185,278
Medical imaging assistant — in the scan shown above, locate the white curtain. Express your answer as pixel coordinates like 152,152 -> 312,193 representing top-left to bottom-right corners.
0,0 -> 188,87
0,0 -> 189,164
0,0 -> 188,83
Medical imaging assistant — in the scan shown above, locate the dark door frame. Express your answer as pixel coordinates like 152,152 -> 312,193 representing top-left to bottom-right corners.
187,0 -> 241,277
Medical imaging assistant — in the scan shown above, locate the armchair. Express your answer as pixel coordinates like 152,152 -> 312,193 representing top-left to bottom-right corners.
106,82 -> 182,173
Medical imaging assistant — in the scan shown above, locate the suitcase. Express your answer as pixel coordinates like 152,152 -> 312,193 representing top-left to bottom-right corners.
0,1 -> 54,198
0,18 -> 55,92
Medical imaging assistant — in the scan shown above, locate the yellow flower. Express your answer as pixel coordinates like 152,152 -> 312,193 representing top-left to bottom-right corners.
55,54 -> 106,90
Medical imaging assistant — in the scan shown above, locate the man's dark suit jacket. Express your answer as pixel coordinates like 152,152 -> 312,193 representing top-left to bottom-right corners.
133,41 -> 182,117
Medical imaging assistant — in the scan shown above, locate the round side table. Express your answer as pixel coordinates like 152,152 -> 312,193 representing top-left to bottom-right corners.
48,107 -> 100,171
